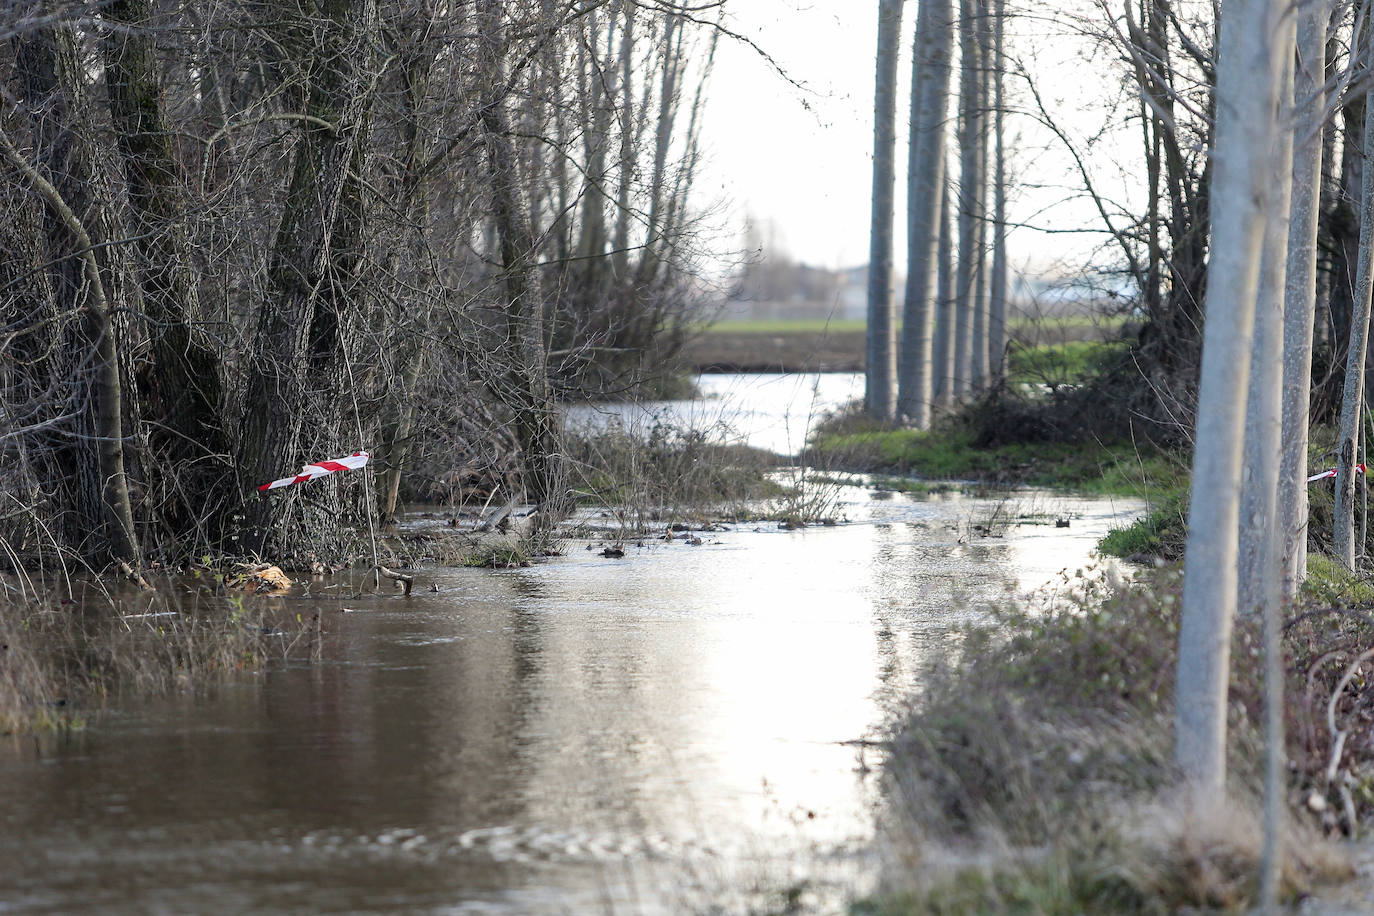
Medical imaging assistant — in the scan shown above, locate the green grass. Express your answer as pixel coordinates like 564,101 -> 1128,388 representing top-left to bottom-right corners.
1006,340 -> 1130,387
1098,494 -> 1188,560
807,426 -> 1183,498
1300,553 -> 1374,606
702,315 -> 1128,336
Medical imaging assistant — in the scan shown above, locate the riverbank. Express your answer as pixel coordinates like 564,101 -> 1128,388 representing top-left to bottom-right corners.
0,479 -> 1144,913
860,562 -> 1367,914
681,316 -> 1129,373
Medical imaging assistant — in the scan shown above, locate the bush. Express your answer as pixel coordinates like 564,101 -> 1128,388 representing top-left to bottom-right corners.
870,566 -> 1358,914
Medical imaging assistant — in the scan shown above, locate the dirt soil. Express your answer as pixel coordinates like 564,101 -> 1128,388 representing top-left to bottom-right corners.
681,329 -> 865,372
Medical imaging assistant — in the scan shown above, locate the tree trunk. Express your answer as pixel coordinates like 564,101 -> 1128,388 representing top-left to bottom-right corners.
0,124 -> 139,567
898,0 -> 954,425
953,0 -> 982,399
1176,0 -> 1288,792
1279,2 -> 1331,597
987,0 -> 1007,375
1334,87 -> 1374,569
933,175 -> 955,408
476,0 -> 565,514
239,0 -> 380,557
970,0 -> 991,386
1238,52 -> 1294,616
103,0 -> 233,555
866,0 -> 904,420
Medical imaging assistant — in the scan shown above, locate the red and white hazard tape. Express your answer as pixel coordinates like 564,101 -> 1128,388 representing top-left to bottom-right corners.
258,451 -> 370,491
1308,463 -> 1366,483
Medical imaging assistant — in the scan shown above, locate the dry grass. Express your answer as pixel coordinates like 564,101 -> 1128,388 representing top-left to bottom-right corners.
0,579 -> 320,734
869,565 -> 1366,914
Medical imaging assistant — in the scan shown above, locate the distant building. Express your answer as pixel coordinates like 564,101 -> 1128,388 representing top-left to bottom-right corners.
722,257 -> 904,323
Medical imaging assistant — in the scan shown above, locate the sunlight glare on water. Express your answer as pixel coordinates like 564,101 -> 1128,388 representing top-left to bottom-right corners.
0,374 -> 1144,914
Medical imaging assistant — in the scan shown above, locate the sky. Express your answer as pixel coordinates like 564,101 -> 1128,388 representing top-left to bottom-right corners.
695,1 -> 1141,282
700,3 -> 892,271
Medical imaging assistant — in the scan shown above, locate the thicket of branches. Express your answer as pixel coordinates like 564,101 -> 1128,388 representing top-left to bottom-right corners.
1,0 -> 724,569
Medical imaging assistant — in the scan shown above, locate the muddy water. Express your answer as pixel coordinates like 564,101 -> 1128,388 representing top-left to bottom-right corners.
0,483 -> 1140,914
0,373 -> 1140,912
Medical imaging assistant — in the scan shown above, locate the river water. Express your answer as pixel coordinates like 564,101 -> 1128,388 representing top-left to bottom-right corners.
0,374 -> 1143,914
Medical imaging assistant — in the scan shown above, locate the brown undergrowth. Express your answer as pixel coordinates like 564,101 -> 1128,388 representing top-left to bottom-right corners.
0,579 -> 320,735
869,564 -> 1370,914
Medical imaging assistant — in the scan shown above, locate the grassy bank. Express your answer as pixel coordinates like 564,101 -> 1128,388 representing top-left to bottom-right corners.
863,563 -> 1367,914
808,419 -> 1184,499
683,316 -> 1131,373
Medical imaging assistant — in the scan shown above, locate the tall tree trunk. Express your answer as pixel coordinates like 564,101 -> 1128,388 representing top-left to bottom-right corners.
103,0 -> 232,555
933,175 -> 955,408
866,0 -> 904,420
987,0 -> 1008,375
1279,1 -> 1331,597
970,0 -> 990,386
635,11 -> 682,290
898,0 -> 954,425
0,124 -> 139,567
1238,39 -> 1294,616
239,0 -> 380,557
1176,0 -> 1289,792
1334,86 -> 1374,569
476,0 -> 564,514
953,0 -> 981,398
612,2 -> 636,281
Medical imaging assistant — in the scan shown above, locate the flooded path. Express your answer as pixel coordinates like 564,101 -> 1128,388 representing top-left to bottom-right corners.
0,375 -> 1144,913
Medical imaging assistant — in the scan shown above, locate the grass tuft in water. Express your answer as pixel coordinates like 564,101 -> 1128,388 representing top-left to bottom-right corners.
868,564 -> 1362,914
0,585 -> 319,735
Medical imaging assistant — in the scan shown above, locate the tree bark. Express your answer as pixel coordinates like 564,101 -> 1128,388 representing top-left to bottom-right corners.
0,123 -> 139,567
953,0 -> 982,399
239,0 -> 380,556
1278,1 -> 1331,597
898,0 -> 954,426
933,175 -> 955,408
1176,0 -> 1289,792
103,0 -> 233,553
476,0 -> 565,514
1334,86 -> 1374,570
866,0 -> 904,420
987,0 -> 1007,375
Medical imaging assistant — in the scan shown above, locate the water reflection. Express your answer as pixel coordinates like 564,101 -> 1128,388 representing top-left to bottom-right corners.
0,482 -> 1140,913
566,372 -> 866,456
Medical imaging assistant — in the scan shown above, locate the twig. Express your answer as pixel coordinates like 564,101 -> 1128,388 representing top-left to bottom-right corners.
376,566 -> 414,597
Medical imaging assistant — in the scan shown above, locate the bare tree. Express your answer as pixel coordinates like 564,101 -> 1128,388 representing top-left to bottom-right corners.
987,0 -> 1007,375
898,0 -> 955,426
1279,0 -> 1334,597
866,0 -> 904,420
953,0 -> 983,399
1176,0 -> 1291,792
1336,67 -> 1374,566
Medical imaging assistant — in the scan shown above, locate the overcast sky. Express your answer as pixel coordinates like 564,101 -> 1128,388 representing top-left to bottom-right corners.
696,1 -> 1137,281
700,3 -> 892,271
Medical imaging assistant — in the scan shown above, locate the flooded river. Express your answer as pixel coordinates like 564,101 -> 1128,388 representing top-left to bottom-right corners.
0,375 -> 1143,914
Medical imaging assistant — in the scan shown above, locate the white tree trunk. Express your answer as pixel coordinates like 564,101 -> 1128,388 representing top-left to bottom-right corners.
952,0 -> 981,398
1176,0 -> 1288,792
1234,34 -> 1296,911
1238,53 -> 1294,617
1278,1 -> 1331,598
1334,89 -> 1374,569
988,0 -> 1007,375
933,175 -> 954,407
866,0 -> 904,420
970,2 -> 990,387
898,0 -> 954,425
